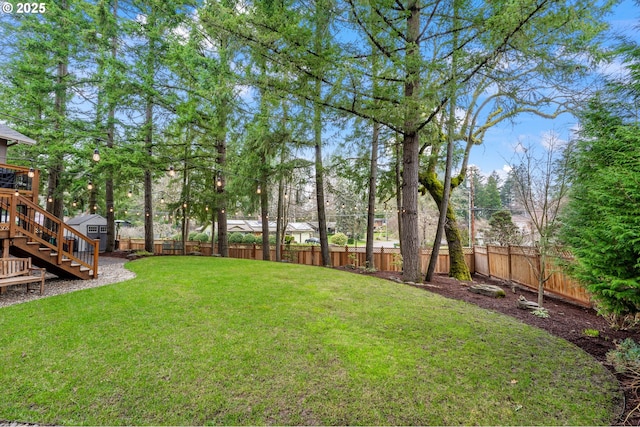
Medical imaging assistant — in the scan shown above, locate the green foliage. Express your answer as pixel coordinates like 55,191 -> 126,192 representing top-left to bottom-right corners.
531,307 -> 550,318
192,233 -> 210,243
475,172 -> 503,219
284,235 -> 295,244
330,232 -> 348,246
583,329 -> 600,338
561,99 -> 640,317
242,234 -> 257,244
485,210 -> 521,246
606,338 -> 640,376
229,232 -> 244,244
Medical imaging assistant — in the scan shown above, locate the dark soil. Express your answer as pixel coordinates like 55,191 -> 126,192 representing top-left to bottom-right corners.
340,267 -> 640,426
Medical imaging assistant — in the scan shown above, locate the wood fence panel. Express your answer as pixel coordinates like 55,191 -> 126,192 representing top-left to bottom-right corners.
543,260 -> 591,306
509,247 -> 538,287
117,238 -> 590,307
474,246 -> 489,276
487,246 -> 510,280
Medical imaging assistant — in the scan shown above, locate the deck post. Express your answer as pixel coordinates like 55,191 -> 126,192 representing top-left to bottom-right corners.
93,239 -> 99,278
57,223 -> 64,265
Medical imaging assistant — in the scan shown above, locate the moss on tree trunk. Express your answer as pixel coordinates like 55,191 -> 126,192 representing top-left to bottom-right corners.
420,171 -> 472,281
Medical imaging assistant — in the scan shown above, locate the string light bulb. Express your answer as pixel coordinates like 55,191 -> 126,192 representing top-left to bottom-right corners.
256,185 -> 261,195
14,188 -> 19,197
160,195 -> 165,204
72,201 -> 77,207
87,181 -> 93,190
216,174 -> 222,187
168,166 -> 175,177
127,188 -> 133,198
92,148 -> 100,162
47,194 -> 53,203
28,167 -> 35,178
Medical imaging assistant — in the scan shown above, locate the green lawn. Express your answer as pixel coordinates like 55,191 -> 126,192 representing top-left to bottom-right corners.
0,257 -> 621,425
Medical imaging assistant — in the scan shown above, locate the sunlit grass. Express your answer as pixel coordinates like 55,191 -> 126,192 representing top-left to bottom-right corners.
0,257 -> 621,425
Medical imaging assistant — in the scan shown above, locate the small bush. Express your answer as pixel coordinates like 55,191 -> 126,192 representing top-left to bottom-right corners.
583,329 -> 600,338
330,232 -> 348,246
188,232 -> 199,241
284,235 -> 295,245
229,232 -> 244,244
242,234 -> 257,244
189,233 -> 209,242
607,338 -> 640,376
269,235 -> 276,245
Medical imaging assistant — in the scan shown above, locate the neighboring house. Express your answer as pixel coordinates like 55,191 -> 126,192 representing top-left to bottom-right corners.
307,221 -> 336,235
286,222 -> 315,243
66,214 -> 108,252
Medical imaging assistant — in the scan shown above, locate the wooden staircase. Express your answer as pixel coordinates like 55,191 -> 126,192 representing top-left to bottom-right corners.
0,193 -> 98,280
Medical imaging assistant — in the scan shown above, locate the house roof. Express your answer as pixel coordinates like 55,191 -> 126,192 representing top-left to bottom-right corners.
0,123 -> 37,145
66,214 -> 106,226
287,222 -> 315,233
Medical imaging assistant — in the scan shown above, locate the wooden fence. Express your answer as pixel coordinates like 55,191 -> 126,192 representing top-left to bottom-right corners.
474,246 -> 590,307
118,238 -> 473,276
117,238 -> 589,307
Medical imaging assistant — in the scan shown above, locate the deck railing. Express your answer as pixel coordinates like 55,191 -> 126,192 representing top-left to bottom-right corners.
0,163 -> 39,204
0,194 -> 98,277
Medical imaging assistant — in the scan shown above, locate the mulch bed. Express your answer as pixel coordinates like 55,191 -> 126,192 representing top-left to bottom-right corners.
340,267 -> 640,426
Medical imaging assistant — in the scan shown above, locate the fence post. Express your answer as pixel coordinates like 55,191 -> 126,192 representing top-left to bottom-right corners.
507,245 -> 512,282
487,246 -> 492,278
380,246 -> 385,271
311,244 -> 315,266
252,243 -> 256,260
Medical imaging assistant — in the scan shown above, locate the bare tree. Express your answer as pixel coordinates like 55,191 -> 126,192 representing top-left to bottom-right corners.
509,133 -> 573,308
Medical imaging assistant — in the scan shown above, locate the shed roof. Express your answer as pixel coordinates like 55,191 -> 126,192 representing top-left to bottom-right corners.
66,214 -> 107,226
0,123 -> 37,145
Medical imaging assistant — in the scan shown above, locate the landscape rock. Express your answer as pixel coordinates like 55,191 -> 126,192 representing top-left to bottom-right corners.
468,284 -> 506,298
517,295 -> 540,311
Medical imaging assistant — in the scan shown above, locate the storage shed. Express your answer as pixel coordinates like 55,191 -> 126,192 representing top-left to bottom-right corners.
66,214 -> 108,252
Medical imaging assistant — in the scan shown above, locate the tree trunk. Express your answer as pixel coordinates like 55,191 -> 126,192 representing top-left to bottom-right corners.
421,171 -> 472,281
216,141 -> 228,257
395,140 -> 403,255
276,174 -> 284,262
314,89 -> 330,266
260,165 -> 270,261
105,0 -> 118,252
400,0 -> 421,282
143,101 -> 154,253
50,8 -> 68,220
365,121 -> 380,269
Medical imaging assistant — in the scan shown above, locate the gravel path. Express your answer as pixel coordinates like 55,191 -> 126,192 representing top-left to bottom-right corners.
0,256 -> 136,309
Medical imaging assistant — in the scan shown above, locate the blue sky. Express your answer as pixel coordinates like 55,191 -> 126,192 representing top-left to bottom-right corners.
469,0 -> 640,178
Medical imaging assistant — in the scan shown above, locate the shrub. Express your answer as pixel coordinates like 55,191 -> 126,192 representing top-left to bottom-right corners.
242,234 -> 257,244
330,232 -> 348,246
284,235 -> 295,244
193,233 -> 209,242
229,232 -> 244,244
607,338 -> 640,376
269,235 -> 276,245
188,232 -> 198,241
